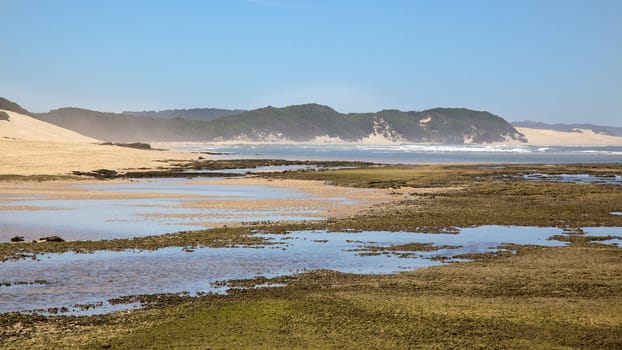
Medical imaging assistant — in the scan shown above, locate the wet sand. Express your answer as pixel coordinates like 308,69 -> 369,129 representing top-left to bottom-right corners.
185,177 -> 405,221
0,177 -> 404,239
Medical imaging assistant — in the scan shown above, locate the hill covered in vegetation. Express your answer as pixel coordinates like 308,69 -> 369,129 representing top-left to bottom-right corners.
201,104 -> 526,144
35,107 -> 212,142
3,96 -> 526,144
0,97 -> 32,116
123,108 -> 246,122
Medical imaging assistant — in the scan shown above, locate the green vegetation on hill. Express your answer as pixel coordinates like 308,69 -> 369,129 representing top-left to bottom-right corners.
2,96 -> 524,143
0,97 -> 32,116
35,107 -> 223,142
206,104 -> 371,141
36,104 -> 525,143
201,104 -> 525,143
414,108 -> 521,143
123,108 -> 246,121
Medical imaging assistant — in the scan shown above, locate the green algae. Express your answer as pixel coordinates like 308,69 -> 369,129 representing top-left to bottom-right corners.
1,163 -> 622,349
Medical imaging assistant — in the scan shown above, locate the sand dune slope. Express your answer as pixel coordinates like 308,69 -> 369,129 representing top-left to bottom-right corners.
514,127 -> 622,146
0,139 -> 196,175
0,110 -> 98,142
0,109 -> 195,175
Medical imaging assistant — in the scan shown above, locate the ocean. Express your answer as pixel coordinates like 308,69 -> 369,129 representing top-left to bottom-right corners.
172,144 -> 622,164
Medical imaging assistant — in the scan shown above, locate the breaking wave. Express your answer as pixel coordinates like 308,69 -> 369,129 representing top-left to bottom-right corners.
171,143 -> 622,164
354,144 -> 533,153
351,144 -> 622,155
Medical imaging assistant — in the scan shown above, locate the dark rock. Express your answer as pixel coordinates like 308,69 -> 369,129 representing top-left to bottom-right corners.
39,236 -> 65,242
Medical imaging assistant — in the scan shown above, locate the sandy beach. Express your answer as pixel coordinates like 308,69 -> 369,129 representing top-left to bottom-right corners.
0,110 -> 97,143
0,109 -> 197,176
0,139 -> 197,175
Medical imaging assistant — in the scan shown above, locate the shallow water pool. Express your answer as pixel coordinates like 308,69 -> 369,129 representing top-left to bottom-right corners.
1,225 -> 600,315
0,178 -> 321,242
517,173 -> 622,185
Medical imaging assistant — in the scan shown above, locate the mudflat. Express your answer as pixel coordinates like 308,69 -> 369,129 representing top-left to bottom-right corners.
1,163 -> 621,349
0,176 -> 399,242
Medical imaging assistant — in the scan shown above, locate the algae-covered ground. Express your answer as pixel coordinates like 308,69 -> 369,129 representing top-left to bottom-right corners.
1,163 -> 621,349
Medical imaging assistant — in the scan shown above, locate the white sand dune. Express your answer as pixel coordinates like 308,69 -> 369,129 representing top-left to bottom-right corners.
511,127 -> 622,146
0,139 -> 197,175
0,109 -> 196,175
159,127 -> 622,148
0,109 -> 99,142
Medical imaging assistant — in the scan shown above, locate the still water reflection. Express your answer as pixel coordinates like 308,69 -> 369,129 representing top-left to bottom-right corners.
4,226 -> 611,315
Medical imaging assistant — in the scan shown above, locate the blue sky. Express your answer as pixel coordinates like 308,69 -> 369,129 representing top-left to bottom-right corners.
1,0 -> 621,126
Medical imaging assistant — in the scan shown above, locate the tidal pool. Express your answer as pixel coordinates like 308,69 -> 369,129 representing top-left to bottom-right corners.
2,225 -> 605,315
0,178 -> 322,242
79,178 -> 307,199
182,164 -> 321,174
574,226 -> 622,246
181,164 -> 356,174
517,173 -> 622,185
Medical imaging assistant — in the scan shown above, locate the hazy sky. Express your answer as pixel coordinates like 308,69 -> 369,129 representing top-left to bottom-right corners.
1,0 -> 621,126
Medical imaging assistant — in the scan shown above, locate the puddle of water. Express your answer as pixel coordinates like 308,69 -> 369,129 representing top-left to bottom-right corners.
517,173 -> 622,185
575,226 -> 622,246
0,202 -> 324,241
183,165 -> 321,174
0,198 -> 201,241
0,179 -> 320,242
610,211 -> 622,216
0,226 -> 574,315
182,165 -> 356,174
81,178 -> 308,200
